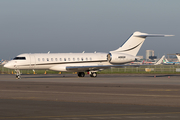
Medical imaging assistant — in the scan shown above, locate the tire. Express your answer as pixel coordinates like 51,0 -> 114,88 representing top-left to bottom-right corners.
90,72 -> 97,77
78,72 -> 85,77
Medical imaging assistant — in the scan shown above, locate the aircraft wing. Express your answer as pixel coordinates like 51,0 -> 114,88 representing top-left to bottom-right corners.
66,64 -> 140,71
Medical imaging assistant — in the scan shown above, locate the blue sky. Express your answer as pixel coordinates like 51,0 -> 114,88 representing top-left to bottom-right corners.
0,0 -> 179,59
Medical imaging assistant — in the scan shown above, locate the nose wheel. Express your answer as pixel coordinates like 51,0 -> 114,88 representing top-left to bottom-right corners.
16,75 -> 21,79
15,70 -> 21,79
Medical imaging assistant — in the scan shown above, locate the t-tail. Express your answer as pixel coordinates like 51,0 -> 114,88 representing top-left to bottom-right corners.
176,53 -> 180,62
110,31 -> 174,56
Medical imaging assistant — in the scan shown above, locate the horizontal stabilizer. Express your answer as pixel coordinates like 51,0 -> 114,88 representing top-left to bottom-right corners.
135,34 -> 174,37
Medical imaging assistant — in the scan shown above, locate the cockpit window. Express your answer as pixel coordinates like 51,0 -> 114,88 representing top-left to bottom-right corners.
13,57 -> 26,60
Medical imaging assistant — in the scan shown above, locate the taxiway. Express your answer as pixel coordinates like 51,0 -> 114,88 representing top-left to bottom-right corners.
0,74 -> 180,120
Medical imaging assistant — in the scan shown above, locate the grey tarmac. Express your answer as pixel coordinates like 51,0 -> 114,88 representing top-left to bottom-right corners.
0,74 -> 180,120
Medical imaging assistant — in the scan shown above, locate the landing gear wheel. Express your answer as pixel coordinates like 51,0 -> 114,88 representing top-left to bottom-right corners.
90,72 -> 97,77
15,70 -> 21,79
16,75 -> 21,79
77,72 -> 85,77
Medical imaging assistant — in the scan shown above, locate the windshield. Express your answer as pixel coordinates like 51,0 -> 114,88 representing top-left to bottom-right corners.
13,57 -> 26,60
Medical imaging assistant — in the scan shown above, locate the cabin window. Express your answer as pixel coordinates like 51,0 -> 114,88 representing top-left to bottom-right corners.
51,58 -> 53,61
86,58 -> 88,61
13,57 -> 26,60
47,58 -> 49,61
81,58 -> 83,61
64,58 -> 66,61
38,58 -> 40,61
55,58 -> 57,61
77,58 -> 79,61
42,58 -> 45,61
60,58 -> 62,61
118,56 -> 126,58
73,58 -> 75,61
90,58 -> 92,61
68,58 -> 70,61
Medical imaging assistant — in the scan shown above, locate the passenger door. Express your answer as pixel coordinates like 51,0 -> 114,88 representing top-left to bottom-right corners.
29,54 -> 36,69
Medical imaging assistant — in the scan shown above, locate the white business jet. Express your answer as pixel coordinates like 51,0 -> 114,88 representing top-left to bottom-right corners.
4,31 -> 173,79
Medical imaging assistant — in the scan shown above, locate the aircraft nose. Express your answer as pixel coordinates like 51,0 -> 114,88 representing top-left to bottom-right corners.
4,63 -> 9,68
4,63 -> 13,69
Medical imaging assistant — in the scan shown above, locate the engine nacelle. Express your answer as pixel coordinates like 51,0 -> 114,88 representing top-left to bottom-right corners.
107,52 -> 136,64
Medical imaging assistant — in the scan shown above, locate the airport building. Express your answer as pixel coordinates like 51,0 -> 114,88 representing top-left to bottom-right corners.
146,50 -> 154,60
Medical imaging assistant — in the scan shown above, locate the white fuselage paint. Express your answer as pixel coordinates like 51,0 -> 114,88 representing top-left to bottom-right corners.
4,52 -> 135,72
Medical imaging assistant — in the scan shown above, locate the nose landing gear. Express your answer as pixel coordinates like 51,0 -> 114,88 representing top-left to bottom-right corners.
15,70 -> 21,79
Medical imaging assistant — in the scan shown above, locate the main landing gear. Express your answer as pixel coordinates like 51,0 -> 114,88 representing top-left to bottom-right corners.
15,70 -> 21,79
90,72 -> 97,77
77,72 -> 97,77
77,72 -> 85,77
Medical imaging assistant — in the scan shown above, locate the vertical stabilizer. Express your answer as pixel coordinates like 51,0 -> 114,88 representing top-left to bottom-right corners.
110,31 -> 174,56
176,54 -> 180,62
155,55 -> 165,65
164,58 -> 169,62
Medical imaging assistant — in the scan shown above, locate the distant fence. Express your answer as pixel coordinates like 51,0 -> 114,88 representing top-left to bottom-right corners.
99,65 -> 180,74
1,65 -> 180,74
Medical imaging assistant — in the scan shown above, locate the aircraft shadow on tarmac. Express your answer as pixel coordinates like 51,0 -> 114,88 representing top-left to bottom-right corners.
21,74 -> 77,78
20,74 -> 180,79
146,74 -> 180,77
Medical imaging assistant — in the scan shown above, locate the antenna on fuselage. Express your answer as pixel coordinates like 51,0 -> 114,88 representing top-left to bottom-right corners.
48,51 -> 50,54
82,51 -> 85,53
